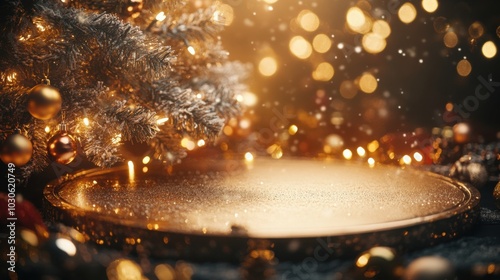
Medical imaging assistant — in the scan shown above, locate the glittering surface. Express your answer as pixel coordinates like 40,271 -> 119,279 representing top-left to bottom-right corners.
48,159 -> 478,238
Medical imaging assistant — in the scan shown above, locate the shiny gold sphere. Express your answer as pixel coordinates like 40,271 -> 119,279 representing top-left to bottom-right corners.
0,133 -> 33,166
47,132 -> 77,165
27,84 -> 62,120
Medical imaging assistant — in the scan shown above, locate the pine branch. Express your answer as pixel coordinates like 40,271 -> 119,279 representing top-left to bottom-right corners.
103,101 -> 159,143
79,121 -> 122,167
149,128 -> 186,164
158,6 -> 223,42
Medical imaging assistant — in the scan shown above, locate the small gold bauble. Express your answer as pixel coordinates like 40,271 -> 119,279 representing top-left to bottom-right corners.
0,132 -> 33,166
27,84 -> 62,120
47,131 -> 77,165
494,181 -> 500,210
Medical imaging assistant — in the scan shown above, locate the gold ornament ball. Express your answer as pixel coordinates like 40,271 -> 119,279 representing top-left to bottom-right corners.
0,133 -> 33,166
47,132 -> 77,165
494,181 -> 500,210
27,84 -> 62,120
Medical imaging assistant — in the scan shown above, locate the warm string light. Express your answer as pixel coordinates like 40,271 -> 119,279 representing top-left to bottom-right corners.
128,161 -> 135,183
146,12 -> 166,31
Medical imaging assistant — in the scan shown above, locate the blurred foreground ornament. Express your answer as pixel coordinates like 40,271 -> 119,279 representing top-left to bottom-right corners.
47,123 -> 78,165
0,130 -> 33,166
0,194 -> 48,242
352,247 -> 403,280
494,181 -> 500,209
27,83 -> 62,120
404,256 -> 455,280
450,155 -> 488,188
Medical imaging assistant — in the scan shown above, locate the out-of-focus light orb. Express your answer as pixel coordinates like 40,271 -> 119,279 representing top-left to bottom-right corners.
346,7 -> 366,29
258,56 -> 278,77
372,20 -> 391,38
445,102 -> 453,112
181,137 -> 196,150
401,155 -> 412,165
340,80 -> 358,99
468,22 -> 484,39
297,9 -> 320,32
213,4 -> 234,26
142,156 -> 151,164
398,3 -> 417,24
312,62 -> 334,81
367,140 -> 379,153
421,0 -> 438,13
343,149 -> 353,160
482,41 -> 497,58
288,124 -> 298,135
240,91 -> 258,107
187,46 -> 196,55
244,152 -> 254,162
330,112 -> 344,126
346,7 -> 372,34
197,139 -> 205,147
312,34 -> 332,53
263,0 -> 278,4
433,17 -> 450,33
325,134 -> 344,149
107,259 -> 143,280
368,157 -> 375,167
358,73 -> 378,94
289,36 -> 313,59
357,146 -> 366,157
55,238 -> 77,256
413,152 -> 423,162
154,264 -> 175,280
456,59 -> 472,77
362,32 -> 387,54
267,144 -> 283,159
443,31 -> 458,48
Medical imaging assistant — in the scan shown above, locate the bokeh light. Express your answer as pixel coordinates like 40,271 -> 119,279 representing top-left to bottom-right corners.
482,41 -> 497,58
398,3 -> 417,24
362,33 -> 387,54
422,0 -> 439,13
312,34 -> 332,53
297,10 -> 320,32
258,56 -> 278,77
443,31 -> 458,48
372,20 -> 391,39
339,80 -> 358,99
456,59 -> 472,77
312,62 -> 334,81
468,21 -> 484,39
343,149 -> 353,160
289,36 -> 313,59
358,73 -> 378,94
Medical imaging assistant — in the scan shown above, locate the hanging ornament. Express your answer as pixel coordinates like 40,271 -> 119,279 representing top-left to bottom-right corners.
27,81 -> 62,120
350,247 -> 403,280
0,130 -> 33,166
120,0 -> 143,19
449,155 -> 488,188
47,123 -> 77,165
494,181 -> 500,210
